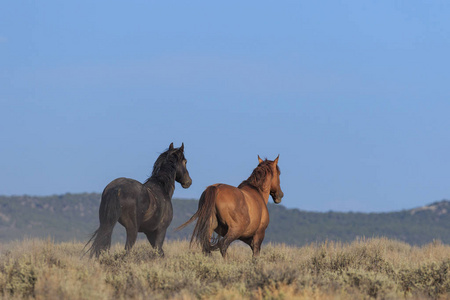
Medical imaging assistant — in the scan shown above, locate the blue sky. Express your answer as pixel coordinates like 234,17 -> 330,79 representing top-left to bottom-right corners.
1,1 -> 450,212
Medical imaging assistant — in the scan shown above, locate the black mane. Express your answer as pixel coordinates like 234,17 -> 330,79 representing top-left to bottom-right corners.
144,147 -> 185,196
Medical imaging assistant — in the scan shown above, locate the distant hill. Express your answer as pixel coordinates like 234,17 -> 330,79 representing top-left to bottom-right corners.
1,193 -> 450,246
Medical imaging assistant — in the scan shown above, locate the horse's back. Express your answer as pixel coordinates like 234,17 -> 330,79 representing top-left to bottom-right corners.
211,184 -> 245,209
104,177 -> 142,189
103,177 -> 144,195
102,177 -> 149,209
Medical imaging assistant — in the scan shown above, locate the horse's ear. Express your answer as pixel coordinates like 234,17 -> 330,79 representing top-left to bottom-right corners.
258,155 -> 263,164
274,155 -> 279,165
179,143 -> 184,152
169,143 -> 174,150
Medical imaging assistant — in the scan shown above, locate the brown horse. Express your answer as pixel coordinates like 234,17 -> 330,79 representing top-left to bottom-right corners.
178,156 -> 283,258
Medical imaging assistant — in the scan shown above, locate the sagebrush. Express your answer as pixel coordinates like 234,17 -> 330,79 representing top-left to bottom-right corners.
1,238 -> 450,299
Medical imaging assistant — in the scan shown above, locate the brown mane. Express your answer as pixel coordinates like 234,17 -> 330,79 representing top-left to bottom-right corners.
238,159 -> 277,192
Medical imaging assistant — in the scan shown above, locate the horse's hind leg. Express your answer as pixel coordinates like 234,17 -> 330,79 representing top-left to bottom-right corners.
125,226 -> 138,251
205,215 -> 219,256
218,236 -> 235,259
145,229 -> 167,257
119,208 -> 138,251
218,230 -> 239,259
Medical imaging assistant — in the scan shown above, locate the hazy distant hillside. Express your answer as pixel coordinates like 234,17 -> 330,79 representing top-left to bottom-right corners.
1,193 -> 450,246
0,193 -> 99,242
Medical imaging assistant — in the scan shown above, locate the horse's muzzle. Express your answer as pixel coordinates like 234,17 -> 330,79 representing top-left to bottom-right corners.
181,179 -> 192,189
271,191 -> 284,204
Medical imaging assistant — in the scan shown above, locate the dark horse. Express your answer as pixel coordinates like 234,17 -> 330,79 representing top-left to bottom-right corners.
85,143 -> 192,258
178,156 -> 283,258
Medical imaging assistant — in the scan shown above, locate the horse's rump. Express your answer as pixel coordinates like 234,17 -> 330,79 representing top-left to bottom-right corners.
176,185 -> 220,251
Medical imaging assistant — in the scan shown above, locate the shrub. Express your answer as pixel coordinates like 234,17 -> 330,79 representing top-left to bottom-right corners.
1,238 -> 450,299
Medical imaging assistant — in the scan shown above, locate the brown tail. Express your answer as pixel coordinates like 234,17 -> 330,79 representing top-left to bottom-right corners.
176,186 -> 219,252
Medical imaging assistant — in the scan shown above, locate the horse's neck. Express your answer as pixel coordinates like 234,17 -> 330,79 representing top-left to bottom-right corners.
259,176 -> 272,205
145,178 -> 175,199
260,188 -> 271,205
145,168 -> 176,199
241,177 -> 272,205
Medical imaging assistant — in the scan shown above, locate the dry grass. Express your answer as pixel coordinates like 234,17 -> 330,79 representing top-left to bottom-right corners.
1,237 -> 450,299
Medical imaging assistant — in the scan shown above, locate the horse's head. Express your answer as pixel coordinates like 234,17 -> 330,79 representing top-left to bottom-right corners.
170,142 -> 192,189
259,155 -> 284,204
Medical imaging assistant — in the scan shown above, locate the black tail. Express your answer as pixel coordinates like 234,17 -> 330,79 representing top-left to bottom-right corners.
177,186 -> 219,253
84,189 -> 121,258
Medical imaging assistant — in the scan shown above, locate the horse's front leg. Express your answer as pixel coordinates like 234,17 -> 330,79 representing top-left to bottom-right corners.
251,231 -> 266,258
145,229 -> 167,257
